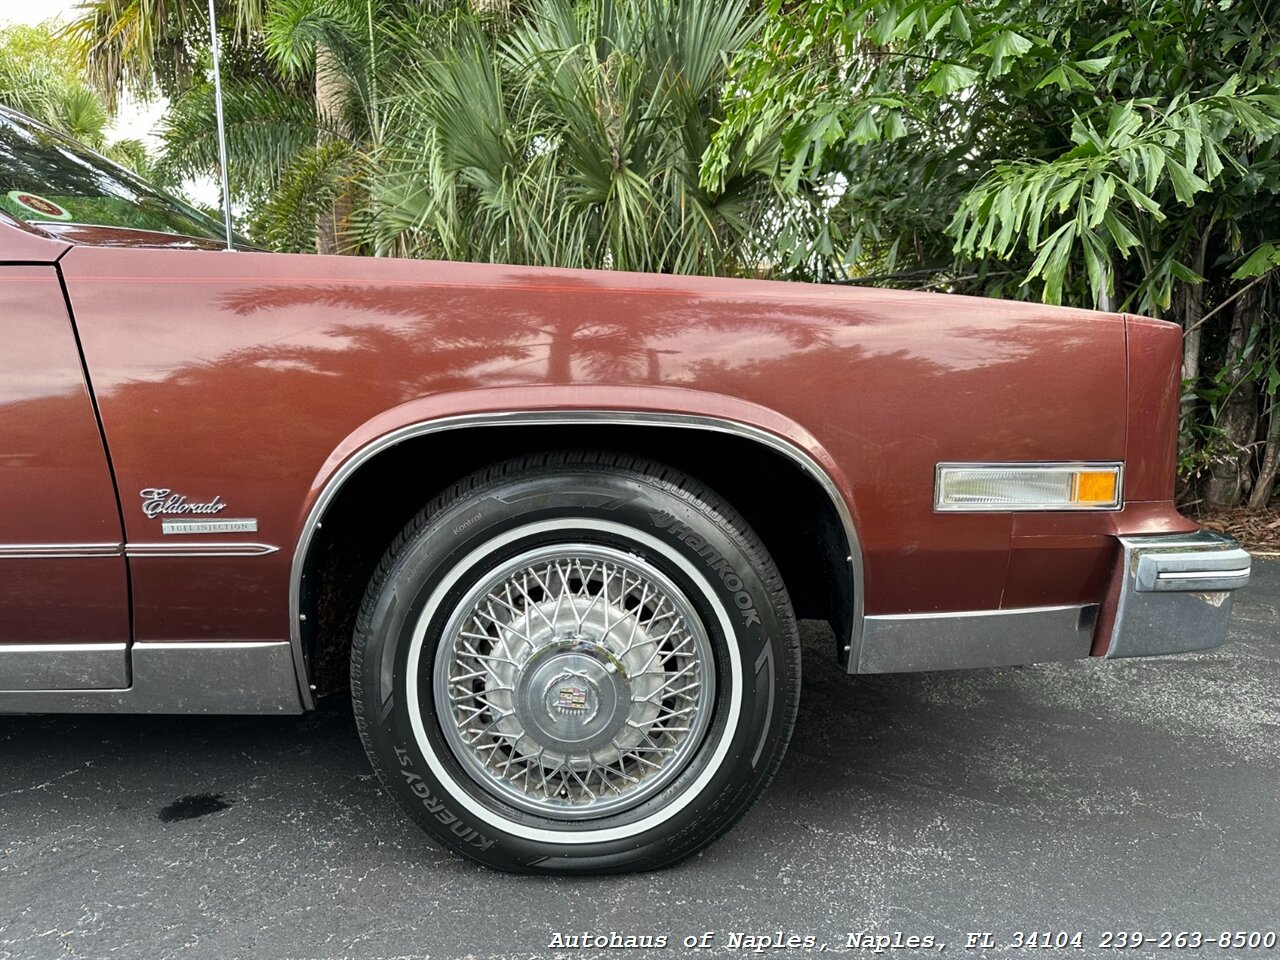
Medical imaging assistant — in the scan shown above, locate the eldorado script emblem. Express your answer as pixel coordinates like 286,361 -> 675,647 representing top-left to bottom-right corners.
140,488 -> 228,519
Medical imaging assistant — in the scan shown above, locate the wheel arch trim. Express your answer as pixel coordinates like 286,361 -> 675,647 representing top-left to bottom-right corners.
288,409 -> 864,709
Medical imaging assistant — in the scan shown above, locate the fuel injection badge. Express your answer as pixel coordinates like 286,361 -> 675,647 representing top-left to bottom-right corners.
139,488 -> 257,534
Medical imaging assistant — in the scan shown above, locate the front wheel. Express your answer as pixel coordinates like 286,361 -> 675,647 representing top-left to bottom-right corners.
350,452 -> 800,873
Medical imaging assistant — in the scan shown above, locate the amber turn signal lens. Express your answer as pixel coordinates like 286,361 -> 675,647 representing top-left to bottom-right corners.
1074,470 -> 1119,504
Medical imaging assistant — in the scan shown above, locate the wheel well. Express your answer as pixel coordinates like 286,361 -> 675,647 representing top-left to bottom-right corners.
299,424 -> 855,699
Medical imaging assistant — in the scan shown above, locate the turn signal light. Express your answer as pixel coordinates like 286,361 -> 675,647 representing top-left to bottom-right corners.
1074,469 -> 1119,505
935,463 -> 1123,511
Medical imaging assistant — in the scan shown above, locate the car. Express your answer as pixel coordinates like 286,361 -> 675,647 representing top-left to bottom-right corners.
0,105 -> 1253,874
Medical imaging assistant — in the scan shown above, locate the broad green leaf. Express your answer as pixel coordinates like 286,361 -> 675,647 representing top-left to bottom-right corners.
867,8 -> 902,46
1201,139 -> 1224,181
1036,64 -> 1089,92
890,4 -> 928,41
850,108 -> 880,144
1137,144 -> 1167,193
1118,180 -> 1165,218
979,30 -> 1035,78
1049,180 -> 1078,213
1074,57 -> 1112,74
1081,229 -> 1108,301
921,62 -> 981,96
1232,242 -> 1279,279
925,4 -> 953,41
1183,110 -> 1203,170
1102,210 -> 1140,251
1088,175 -> 1115,227
1088,29 -> 1130,52
1170,260 -> 1207,284
1166,158 -> 1209,204
882,109 -> 907,141
1105,101 -> 1142,142
1027,219 -> 1075,277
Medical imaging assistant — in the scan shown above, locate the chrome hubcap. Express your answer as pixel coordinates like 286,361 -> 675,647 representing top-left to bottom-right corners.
434,543 -> 715,819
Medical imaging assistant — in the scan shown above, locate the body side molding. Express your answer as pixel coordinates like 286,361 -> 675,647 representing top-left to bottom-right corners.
0,542 -> 122,558
857,604 -> 1098,673
0,542 -> 279,557
0,642 -> 128,690
0,641 -> 302,714
125,542 -> 279,557
289,410 -> 865,709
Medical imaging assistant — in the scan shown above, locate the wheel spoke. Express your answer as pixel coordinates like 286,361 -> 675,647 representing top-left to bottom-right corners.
434,543 -> 716,820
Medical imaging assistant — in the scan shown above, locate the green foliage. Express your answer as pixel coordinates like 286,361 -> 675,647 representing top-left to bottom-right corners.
64,0 -> 267,109
709,0 -> 1280,303
0,20 -> 159,179
0,22 -> 110,146
251,138 -> 359,249
950,86 -> 1280,312
708,0 -> 1280,505
157,76 -> 324,208
366,0 -> 777,272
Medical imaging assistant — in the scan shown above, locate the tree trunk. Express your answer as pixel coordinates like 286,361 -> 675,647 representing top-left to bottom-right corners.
1176,228 -> 1211,509
315,44 -> 352,255
471,0 -> 511,17
1180,230 -> 1211,409
1250,403 -> 1280,510
1248,284 -> 1279,510
1203,282 -> 1262,508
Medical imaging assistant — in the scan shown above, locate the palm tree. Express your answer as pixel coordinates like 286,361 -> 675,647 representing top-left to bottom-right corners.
63,0 -> 267,110
64,0 -> 365,251
0,21 -> 156,177
62,0 -> 779,269
366,0 -> 776,274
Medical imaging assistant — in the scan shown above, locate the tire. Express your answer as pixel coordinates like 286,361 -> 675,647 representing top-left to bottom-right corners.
350,451 -> 800,874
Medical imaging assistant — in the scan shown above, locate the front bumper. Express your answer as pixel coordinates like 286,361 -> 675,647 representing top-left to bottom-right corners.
1106,531 -> 1252,658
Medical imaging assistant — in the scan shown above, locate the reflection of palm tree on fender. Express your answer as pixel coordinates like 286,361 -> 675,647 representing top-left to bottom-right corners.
218,274 -> 835,390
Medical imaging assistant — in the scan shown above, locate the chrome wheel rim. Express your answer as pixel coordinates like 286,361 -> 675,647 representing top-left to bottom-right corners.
433,542 -> 716,819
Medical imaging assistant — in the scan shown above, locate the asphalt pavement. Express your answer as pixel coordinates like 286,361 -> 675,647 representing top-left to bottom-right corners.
2,561 -> 1277,960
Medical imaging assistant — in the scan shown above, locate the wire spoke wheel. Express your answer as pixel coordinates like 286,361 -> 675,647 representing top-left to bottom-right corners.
433,543 -> 716,819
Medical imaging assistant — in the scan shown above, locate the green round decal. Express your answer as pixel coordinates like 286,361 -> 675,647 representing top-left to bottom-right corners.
7,191 -> 72,220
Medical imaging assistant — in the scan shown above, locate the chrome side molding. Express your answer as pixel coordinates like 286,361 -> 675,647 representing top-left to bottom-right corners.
0,543 -> 122,558
0,641 -> 302,714
0,541 -> 278,557
126,542 -> 278,557
854,604 -> 1097,674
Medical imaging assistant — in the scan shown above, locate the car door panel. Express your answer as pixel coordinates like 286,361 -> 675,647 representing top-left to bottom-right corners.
0,263 -> 129,689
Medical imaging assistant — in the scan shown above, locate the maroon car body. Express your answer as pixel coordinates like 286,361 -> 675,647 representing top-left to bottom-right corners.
0,106 -> 1252,871
1,210 -> 1250,705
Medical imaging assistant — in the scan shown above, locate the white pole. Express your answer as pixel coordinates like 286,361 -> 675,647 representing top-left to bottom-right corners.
206,0 -> 235,251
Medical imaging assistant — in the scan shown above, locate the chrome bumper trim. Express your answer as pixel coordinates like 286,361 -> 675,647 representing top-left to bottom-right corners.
0,641 -> 303,714
1106,531 -> 1251,658
854,603 -> 1096,673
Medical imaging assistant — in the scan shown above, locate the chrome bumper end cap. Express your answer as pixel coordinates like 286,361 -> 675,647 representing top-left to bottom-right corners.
1106,531 -> 1251,659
